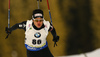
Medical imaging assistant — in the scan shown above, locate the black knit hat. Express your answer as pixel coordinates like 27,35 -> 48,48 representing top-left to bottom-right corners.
32,9 -> 44,19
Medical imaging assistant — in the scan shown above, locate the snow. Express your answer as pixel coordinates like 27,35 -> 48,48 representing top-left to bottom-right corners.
58,48 -> 100,57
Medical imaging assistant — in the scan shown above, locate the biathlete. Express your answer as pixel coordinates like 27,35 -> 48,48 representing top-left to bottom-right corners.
5,9 -> 59,57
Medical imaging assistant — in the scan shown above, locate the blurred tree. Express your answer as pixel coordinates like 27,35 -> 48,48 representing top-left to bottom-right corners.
58,0 -> 95,55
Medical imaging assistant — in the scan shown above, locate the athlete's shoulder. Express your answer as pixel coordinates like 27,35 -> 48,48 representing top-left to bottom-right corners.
43,20 -> 51,30
26,19 -> 33,24
43,20 -> 50,25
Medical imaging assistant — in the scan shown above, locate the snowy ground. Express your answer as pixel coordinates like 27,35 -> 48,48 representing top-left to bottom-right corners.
57,48 -> 100,57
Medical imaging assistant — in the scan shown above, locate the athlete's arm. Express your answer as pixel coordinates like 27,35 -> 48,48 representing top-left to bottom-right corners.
7,21 -> 26,32
49,24 -> 59,42
49,26 -> 57,37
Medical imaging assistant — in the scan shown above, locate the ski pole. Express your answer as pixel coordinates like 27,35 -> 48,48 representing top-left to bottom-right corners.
54,42 -> 57,47
37,0 -> 42,9
46,0 -> 52,24
8,0 -> 10,28
5,0 -> 10,39
37,0 -> 40,9
46,0 -> 57,47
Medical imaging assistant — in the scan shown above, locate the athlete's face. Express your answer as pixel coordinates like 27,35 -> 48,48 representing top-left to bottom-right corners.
33,18 -> 44,28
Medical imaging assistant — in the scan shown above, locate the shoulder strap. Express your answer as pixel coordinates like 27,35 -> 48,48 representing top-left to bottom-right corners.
26,20 -> 33,30
43,20 -> 50,30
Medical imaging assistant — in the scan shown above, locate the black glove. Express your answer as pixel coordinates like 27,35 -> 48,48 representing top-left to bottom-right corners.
53,36 -> 59,47
5,27 -> 11,34
53,36 -> 59,42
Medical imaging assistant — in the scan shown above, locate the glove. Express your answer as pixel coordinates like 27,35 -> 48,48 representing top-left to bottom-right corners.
53,36 -> 59,42
53,36 -> 59,47
5,27 -> 11,34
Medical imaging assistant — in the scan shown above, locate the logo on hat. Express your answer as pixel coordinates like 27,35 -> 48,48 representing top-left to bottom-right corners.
34,13 -> 42,17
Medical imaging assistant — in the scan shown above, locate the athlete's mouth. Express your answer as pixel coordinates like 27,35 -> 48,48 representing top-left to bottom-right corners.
38,24 -> 41,26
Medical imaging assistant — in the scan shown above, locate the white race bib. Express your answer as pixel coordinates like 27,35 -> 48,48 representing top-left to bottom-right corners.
25,20 -> 50,51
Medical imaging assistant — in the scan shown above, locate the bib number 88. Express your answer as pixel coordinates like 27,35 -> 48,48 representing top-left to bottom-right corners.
32,39 -> 41,45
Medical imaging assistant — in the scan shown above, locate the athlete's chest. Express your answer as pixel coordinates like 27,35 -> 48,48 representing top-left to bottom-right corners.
25,25 -> 48,39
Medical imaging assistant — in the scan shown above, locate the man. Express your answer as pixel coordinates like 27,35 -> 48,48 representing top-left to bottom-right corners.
5,9 -> 59,57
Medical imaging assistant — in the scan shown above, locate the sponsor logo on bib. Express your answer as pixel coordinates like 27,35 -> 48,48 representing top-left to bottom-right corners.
34,32 -> 41,38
